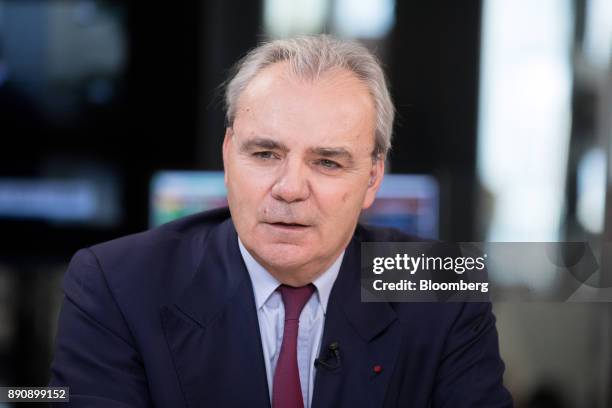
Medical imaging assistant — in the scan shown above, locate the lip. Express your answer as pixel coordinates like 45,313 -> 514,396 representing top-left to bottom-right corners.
263,222 -> 312,231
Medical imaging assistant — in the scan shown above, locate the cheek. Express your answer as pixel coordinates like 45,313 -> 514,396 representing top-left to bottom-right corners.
227,166 -> 274,213
315,180 -> 366,215
229,159 -> 266,189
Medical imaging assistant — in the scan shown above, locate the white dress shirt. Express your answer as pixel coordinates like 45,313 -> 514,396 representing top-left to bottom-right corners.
238,238 -> 343,408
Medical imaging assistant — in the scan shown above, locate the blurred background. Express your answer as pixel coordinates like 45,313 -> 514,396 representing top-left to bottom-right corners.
0,0 -> 611,406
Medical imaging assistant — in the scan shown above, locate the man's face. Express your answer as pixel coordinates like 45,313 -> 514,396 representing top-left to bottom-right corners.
223,61 -> 384,285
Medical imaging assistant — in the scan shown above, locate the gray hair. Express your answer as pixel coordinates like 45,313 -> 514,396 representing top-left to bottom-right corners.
224,35 -> 394,159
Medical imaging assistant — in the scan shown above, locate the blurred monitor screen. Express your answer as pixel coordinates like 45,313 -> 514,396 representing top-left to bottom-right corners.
0,177 -> 120,227
150,171 -> 438,239
150,172 -> 228,228
360,174 -> 438,239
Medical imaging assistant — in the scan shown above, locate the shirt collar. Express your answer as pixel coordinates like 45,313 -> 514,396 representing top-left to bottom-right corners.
238,237 -> 344,314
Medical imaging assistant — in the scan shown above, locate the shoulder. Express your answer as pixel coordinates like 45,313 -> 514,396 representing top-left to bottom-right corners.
93,206 -> 230,253
89,206 -> 231,268
353,223 -> 486,330
65,207 -> 232,305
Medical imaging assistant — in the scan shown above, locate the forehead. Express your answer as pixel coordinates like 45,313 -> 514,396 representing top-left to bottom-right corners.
233,61 -> 376,153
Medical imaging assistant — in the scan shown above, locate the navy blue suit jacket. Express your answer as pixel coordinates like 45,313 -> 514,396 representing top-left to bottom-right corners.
50,207 -> 513,407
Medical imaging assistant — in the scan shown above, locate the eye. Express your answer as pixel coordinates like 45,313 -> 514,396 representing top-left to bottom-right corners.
316,159 -> 342,169
252,151 -> 278,160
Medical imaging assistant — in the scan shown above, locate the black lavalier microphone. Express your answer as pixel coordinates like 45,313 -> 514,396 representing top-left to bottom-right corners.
314,341 -> 341,370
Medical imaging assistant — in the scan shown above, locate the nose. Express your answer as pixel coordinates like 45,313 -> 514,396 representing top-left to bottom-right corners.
270,157 -> 310,203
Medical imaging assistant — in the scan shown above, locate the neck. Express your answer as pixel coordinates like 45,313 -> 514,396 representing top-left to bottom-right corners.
265,254 -> 342,286
266,261 -> 334,287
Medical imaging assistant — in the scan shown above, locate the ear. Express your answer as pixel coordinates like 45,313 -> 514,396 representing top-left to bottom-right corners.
362,156 -> 385,210
222,127 -> 233,185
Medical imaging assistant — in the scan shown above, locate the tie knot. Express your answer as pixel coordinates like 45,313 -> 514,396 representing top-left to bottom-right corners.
277,284 -> 316,320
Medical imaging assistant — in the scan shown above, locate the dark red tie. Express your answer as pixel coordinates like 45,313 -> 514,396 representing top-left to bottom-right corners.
272,284 -> 316,408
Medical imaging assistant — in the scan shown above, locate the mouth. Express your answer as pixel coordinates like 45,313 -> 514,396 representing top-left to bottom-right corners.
264,221 -> 311,230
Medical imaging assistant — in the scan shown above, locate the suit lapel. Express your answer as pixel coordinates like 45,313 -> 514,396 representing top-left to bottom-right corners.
312,233 -> 402,408
160,219 -> 270,408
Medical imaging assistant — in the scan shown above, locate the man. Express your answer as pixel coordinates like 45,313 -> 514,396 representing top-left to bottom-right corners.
50,35 -> 513,407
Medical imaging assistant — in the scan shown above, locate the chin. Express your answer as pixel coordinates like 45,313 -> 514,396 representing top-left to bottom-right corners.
255,242 -> 313,270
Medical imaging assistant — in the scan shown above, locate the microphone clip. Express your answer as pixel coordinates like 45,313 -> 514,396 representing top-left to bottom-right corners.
314,341 -> 341,371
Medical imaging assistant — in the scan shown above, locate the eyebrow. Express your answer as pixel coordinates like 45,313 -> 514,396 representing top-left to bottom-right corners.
239,137 -> 289,153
